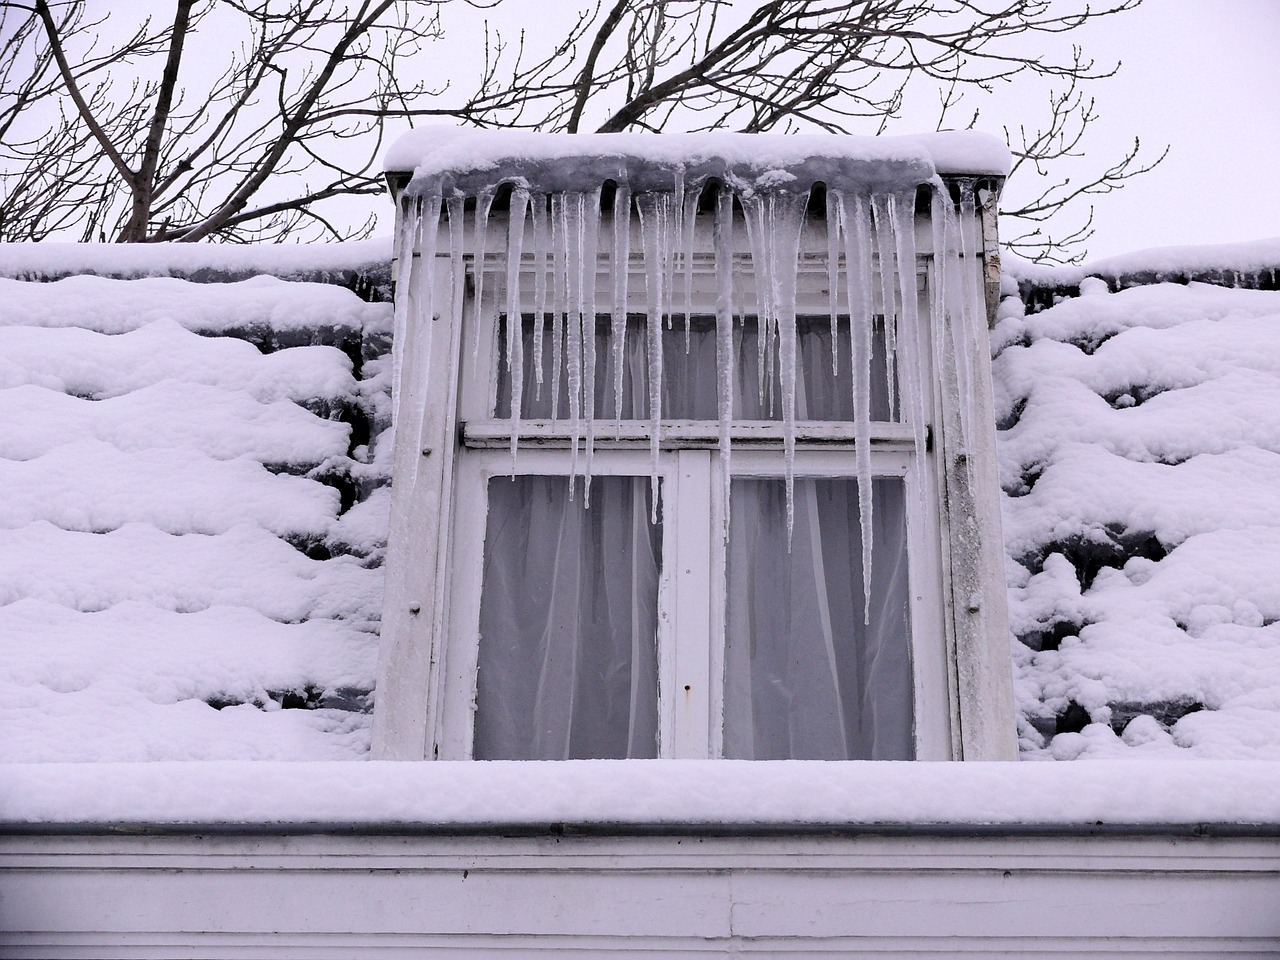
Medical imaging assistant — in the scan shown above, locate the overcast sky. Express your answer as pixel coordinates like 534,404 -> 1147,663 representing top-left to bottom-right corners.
1036,0 -> 1280,259
18,0 -> 1280,260
405,0 -> 1280,261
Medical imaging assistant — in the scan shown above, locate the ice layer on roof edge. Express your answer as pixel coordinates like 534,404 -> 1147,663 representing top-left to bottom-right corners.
383,128 -> 1011,194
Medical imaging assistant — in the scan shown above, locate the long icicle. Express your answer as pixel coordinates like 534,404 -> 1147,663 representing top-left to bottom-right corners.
470,189 -> 496,374
409,197 -> 442,495
531,193 -> 548,400
447,194 -> 466,334
668,170 -> 684,332
637,192 -> 664,521
741,199 -> 772,412
928,182 -> 950,431
551,192 -> 566,421
565,191 -> 584,497
825,188 -> 841,376
390,194 -> 419,415
506,187 -> 529,468
871,193 -> 899,416
841,190 -> 876,618
954,179 -> 978,460
714,185 -> 735,545
682,181 -> 700,353
773,191 -> 808,545
581,186 -> 602,502
889,187 -> 933,587
611,185 -> 631,431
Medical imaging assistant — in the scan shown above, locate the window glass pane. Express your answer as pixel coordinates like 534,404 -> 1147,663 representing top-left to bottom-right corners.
496,315 -> 895,421
474,475 -> 662,760
723,477 -> 913,760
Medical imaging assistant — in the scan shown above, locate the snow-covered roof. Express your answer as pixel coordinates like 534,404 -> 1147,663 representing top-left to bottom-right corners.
0,246 -> 393,761
2,231 -> 1280,771
384,128 -> 1010,196
996,241 -> 1280,759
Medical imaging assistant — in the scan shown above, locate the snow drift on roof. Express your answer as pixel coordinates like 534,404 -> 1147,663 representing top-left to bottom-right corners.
995,278 -> 1280,760
0,238 -> 393,282
0,273 -> 389,763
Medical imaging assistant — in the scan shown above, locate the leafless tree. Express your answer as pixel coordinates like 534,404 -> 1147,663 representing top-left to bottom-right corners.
0,0 -> 1161,256
1,0 -> 452,242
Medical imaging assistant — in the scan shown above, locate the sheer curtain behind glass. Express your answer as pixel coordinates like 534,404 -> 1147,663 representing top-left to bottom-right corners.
486,313 -> 912,761
724,477 -> 913,760
497,314 -> 895,421
474,475 -> 661,760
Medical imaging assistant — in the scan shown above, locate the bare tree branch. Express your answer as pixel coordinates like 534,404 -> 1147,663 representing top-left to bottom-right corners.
0,0 -> 1161,258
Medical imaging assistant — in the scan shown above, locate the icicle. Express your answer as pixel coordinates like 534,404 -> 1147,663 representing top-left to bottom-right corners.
531,193 -> 548,399
581,186 -> 603,503
839,190 -> 876,616
565,191 -> 584,496
888,187 -> 927,455
390,196 -> 423,496
714,186 -> 735,544
889,188 -> 933,616
741,199 -> 773,412
742,189 -> 807,543
506,187 -> 529,467
550,193 -> 567,421
611,185 -> 631,430
667,171 -> 684,331
636,192 -> 665,521
447,195 -> 466,334
774,192 -> 808,544
390,194 -> 420,413
871,194 -> 899,415
681,183 -> 700,353
470,189 -> 496,374
825,188 -> 841,376
927,179 -> 975,479
954,180 -> 979,457
928,183 -> 952,436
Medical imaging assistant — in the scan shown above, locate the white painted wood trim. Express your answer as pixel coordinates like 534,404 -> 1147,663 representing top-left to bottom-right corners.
374,186 -> 1016,764
461,418 -> 919,448
4,830 -> 1277,957
371,253 -> 464,761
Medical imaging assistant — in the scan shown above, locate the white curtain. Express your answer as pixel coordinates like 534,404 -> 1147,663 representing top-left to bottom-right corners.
474,475 -> 661,760
723,476 -> 913,760
482,313 -> 910,761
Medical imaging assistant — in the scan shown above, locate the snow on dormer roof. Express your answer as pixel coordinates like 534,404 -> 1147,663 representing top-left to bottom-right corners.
384,128 -> 1010,196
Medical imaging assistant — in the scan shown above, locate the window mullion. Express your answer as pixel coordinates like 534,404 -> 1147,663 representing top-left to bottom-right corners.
668,449 -> 714,758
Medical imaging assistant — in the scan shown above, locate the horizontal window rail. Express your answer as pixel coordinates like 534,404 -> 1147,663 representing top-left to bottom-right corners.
461,419 -> 921,450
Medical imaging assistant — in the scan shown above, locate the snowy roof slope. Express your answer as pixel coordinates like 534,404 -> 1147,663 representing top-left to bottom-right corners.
5,234 -> 1280,769
995,246 -> 1280,760
0,250 -> 392,761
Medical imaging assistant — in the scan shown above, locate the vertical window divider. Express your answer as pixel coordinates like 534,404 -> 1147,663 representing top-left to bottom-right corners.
669,449 -> 714,757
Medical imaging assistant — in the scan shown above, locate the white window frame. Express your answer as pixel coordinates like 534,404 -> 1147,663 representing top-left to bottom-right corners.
429,252 -> 951,761
373,188 -> 1018,763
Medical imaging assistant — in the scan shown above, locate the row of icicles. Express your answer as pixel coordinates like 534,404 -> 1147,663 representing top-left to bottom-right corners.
392,177 -> 983,614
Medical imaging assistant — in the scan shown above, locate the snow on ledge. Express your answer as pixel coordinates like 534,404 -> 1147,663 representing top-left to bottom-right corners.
4,760 -> 1279,827
1005,237 -> 1280,287
0,238 -> 393,281
384,128 -> 1010,195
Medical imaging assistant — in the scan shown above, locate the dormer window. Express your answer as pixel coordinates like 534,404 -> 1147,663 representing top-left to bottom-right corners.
374,131 -> 1017,763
